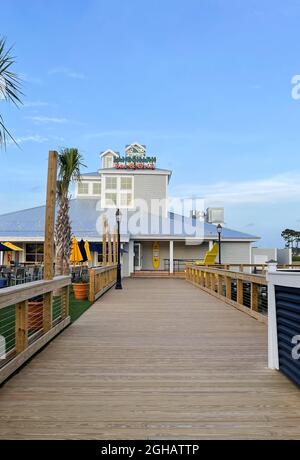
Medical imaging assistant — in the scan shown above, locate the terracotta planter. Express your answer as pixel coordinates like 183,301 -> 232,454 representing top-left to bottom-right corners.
73,282 -> 89,300
28,300 -> 43,332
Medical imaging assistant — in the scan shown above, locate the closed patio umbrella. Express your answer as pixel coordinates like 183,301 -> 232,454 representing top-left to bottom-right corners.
84,240 -> 92,262
70,237 -> 83,264
78,239 -> 88,262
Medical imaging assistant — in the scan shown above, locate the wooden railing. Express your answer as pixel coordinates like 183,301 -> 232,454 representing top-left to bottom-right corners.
89,264 -> 117,302
185,265 -> 268,324
0,275 -> 71,384
220,264 -> 300,274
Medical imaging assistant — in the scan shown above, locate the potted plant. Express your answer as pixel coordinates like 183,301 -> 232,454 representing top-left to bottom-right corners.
72,267 -> 89,300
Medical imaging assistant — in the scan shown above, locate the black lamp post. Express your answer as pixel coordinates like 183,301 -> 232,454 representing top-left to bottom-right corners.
217,224 -> 222,264
115,208 -> 122,289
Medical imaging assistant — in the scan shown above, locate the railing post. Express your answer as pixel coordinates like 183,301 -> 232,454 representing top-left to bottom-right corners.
89,268 -> 95,302
61,285 -> 70,319
15,300 -> 28,353
108,226 -> 112,265
218,274 -> 223,295
266,261 -> 279,370
225,276 -> 232,299
251,283 -> 258,311
237,278 -> 243,305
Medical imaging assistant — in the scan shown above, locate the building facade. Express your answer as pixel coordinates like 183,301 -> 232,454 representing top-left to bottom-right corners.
0,143 -> 259,276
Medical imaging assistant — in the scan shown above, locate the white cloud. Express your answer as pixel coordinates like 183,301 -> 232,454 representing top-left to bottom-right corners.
23,101 -> 52,108
49,67 -> 86,80
20,73 -> 43,85
172,172 -> 300,205
7,135 -> 48,145
26,116 -> 69,124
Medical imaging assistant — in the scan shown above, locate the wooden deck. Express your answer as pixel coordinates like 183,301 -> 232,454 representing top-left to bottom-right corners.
0,278 -> 299,439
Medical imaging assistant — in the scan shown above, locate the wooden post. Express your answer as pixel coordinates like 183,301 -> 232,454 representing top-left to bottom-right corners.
218,274 -> 223,295
225,276 -> 232,299
60,285 -> 69,320
113,228 -> 117,264
15,301 -> 28,353
102,217 -> 107,266
89,268 -> 95,302
108,226 -> 112,265
251,283 -> 259,311
43,151 -> 57,332
237,279 -> 243,305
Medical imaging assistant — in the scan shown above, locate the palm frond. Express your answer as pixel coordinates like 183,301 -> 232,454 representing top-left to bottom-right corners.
57,147 -> 86,193
0,37 -> 23,149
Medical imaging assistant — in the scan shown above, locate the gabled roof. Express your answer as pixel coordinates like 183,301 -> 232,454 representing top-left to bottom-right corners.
0,199 -> 259,242
99,149 -> 119,158
125,143 -> 146,155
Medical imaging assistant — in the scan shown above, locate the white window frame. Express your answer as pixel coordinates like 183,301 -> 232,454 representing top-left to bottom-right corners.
77,181 -> 89,195
102,154 -> 114,169
102,175 -> 134,209
92,181 -> 101,196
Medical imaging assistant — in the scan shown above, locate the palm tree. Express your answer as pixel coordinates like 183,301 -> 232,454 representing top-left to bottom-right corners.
55,148 -> 86,276
0,37 -> 22,147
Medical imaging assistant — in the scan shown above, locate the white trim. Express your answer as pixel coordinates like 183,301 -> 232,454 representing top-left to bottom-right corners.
101,174 -> 135,209
99,169 -> 171,176
266,268 -> 300,370
267,279 -> 279,370
169,240 -> 174,273
100,149 -> 119,158
125,143 -> 146,155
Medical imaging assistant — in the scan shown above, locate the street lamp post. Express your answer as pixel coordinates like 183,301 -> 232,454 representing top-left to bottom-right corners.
217,224 -> 222,265
115,208 -> 122,290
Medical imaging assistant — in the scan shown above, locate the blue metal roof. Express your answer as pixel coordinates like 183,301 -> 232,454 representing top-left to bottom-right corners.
0,199 -> 259,241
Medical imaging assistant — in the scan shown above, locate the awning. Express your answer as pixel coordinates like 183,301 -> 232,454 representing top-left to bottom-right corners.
88,242 -> 128,254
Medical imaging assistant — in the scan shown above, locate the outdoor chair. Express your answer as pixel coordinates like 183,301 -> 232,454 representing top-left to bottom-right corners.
10,268 -> 26,285
193,243 -> 219,265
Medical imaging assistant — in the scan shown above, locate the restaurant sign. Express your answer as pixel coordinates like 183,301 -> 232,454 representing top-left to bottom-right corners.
114,156 -> 156,170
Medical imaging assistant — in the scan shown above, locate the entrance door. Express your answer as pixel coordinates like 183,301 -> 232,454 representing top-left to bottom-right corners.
134,243 -> 142,271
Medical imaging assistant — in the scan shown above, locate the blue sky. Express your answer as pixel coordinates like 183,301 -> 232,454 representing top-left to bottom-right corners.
1,0 -> 300,246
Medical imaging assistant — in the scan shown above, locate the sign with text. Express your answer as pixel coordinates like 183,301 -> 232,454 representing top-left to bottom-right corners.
114,156 -> 156,170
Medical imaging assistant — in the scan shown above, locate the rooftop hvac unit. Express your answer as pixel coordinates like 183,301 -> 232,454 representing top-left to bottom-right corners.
206,207 -> 224,224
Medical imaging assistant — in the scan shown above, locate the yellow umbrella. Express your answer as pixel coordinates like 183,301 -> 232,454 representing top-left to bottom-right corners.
70,237 -> 83,264
3,242 -> 23,251
84,240 -> 92,262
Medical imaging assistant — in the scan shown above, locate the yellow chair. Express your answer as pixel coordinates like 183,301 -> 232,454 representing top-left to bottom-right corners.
194,243 -> 218,265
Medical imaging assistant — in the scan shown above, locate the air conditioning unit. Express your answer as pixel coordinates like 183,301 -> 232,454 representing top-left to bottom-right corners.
206,207 -> 224,224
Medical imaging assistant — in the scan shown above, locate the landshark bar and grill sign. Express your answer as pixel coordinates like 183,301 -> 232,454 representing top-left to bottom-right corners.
114,155 -> 156,170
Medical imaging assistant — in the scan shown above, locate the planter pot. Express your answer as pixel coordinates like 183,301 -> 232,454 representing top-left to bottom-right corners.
28,300 -> 43,332
73,283 -> 89,300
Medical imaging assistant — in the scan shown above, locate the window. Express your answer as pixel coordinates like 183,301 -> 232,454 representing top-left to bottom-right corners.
78,182 -> 89,195
103,155 -> 113,169
103,175 -> 134,208
105,192 -> 117,206
92,182 -> 101,195
25,243 -> 44,263
120,193 -> 133,207
121,177 -> 132,190
105,177 -> 117,189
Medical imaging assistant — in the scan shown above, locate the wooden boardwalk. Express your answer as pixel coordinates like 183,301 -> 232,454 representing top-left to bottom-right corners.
0,278 -> 299,439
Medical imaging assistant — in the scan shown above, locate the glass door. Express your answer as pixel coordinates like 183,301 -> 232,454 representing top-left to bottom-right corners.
134,243 -> 142,271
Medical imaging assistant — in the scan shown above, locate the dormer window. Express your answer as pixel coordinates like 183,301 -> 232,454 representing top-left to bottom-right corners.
100,149 -> 119,169
103,155 -> 113,169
